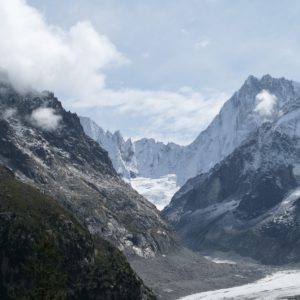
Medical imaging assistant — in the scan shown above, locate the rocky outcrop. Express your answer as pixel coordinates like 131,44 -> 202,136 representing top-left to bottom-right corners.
0,79 -> 177,259
0,165 -> 156,300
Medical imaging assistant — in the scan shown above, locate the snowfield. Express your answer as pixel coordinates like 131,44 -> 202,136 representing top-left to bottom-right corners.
130,174 -> 179,210
179,270 -> 300,299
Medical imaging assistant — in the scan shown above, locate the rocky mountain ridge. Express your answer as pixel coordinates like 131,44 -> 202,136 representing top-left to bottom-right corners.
0,78 -> 177,259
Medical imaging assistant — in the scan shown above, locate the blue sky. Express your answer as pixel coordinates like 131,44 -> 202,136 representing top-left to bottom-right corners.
2,0 -> 300,144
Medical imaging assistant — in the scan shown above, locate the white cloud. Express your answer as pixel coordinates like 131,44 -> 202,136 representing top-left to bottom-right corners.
0,0 -> 126,97
254,89 -> 277,118
0,0 -> 227,144
72,88 -> 228,144
30,108 -> 62,131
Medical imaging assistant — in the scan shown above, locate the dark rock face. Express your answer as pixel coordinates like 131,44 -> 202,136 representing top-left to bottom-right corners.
0,166 -> 156,300
163,118 -> 300,265
0,81 -> 177,258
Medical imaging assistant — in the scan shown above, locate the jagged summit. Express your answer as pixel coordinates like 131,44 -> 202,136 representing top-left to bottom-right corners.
234,74 -> 296,101
245,74 -> 289,84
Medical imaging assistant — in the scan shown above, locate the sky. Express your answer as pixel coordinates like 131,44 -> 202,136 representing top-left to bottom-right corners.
1,0 -> 300,144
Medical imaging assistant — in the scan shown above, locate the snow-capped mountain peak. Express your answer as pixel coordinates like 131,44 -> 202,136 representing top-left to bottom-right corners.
163,75 -> 300,264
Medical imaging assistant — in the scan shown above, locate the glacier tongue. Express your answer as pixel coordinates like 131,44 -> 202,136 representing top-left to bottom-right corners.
130,174 -> 180,210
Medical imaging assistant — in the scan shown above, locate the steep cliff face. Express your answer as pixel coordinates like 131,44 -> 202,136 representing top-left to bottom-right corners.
163,108 -> 300,264
0,165 -> 156,300
0,79 -> 177,259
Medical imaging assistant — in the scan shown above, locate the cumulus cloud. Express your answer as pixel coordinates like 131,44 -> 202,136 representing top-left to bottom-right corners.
0,0 -> 126,96
30,108 -> 62,131
254,89 -> 278,118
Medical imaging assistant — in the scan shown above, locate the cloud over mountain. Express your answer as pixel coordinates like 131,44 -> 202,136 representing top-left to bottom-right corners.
0,0 -> 227,144
30,107 -> 62,131
0,0 -> 126,96
255,89 -> 278,119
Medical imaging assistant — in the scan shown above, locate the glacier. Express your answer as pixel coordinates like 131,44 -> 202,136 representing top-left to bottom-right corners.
179,270 -> 300,300
130,174 -> 180,210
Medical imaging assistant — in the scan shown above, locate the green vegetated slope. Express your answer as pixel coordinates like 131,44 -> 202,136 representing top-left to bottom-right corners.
0,166 -> 156,300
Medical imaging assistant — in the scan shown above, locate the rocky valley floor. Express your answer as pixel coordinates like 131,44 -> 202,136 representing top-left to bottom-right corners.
129,248 -> 278,300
